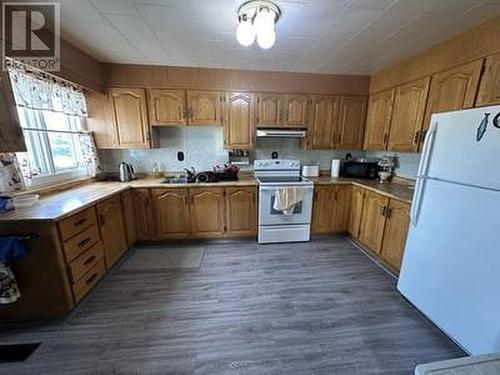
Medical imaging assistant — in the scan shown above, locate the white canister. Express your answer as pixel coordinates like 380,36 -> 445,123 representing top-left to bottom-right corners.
302,165 -> 320,177
331,159 -> 341,178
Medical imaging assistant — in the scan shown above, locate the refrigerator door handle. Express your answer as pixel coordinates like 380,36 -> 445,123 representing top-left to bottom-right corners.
417,122 -> 438,179
410,177 -> 426,226
411,123 -> 437,226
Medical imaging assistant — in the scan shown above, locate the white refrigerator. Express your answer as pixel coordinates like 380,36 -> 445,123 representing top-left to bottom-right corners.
398,105 -> 500,355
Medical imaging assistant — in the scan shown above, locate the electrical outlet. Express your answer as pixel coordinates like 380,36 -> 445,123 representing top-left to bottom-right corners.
177,151 -> 184,161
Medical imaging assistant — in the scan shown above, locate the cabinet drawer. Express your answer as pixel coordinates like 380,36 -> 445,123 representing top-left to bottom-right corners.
69,241 -> 104,283
72,259 -> 106,303
59,207 -> 97,241
63,224 -> 100,262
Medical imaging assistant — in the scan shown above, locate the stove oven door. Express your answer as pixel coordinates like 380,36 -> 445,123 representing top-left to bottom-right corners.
258,184 -> 314,226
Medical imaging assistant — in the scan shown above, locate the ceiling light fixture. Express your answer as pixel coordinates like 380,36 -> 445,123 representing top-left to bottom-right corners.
236,0 -> 281,49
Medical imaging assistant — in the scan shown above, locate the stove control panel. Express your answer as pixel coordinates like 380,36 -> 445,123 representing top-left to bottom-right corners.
254,159 -> 301,171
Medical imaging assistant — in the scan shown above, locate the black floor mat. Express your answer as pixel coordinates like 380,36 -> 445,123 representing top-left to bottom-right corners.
0,343 -> 41,363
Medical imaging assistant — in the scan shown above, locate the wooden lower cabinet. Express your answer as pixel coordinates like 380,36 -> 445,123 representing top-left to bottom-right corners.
152,188 -> 190,239
380,200 -> 410,271
133,188 -> 156,240
348,186 -> 364,238
189,187 -> 226,238
358,191 -> 389,254
312,185 -> 351,234
121,190 -> 137,246
97,195 -> 127,268
225,187 -> 257,237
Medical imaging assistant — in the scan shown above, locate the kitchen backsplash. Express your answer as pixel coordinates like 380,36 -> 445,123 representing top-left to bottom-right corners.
99,128 -> 420,179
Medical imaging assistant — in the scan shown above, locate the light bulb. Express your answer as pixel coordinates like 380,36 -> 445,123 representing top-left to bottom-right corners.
254,8 -> 276,49
257,27 -> 275,49
236,17 -> 255,47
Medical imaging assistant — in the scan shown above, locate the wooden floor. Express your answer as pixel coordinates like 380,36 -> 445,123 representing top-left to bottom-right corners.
0,235 -> 464,374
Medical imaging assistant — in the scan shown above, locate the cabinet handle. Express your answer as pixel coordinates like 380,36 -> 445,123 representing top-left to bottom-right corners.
85,272 -> 98,286
74,218 -> 87,227
380,205 -> 387,216
78,237 -> 91,248
386,208 -> 392,219
414,131 -> 421,144
383,133 -> 388,145
99,213 -> 105,226
420,130 -> 427,143
83,255 -> 96,266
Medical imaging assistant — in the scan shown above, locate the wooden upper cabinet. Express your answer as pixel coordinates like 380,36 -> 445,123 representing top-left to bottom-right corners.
189,188 -> 226,238
388,77 -> 430,152
225,187 -> 256,237
133,189 -> 156,241
348,186 -> 364,238
152,188 -> 190,239
108,88 -> 150,148
380,199 -> 410,272
121,190 -> 137,247
363,89 -> 394,151
148,89 -> 186,126
224,92 -> 255,150
309,96 -> 339,149
257,94 -> 282,127
337,96 -> 367,149
187,90 -> 222,126
423,60 -> 483,134
283,95 -> 309,128
0,71 -> 26,152
96,195 -> 127,269
477,52 -> 500,106
358,191 -> 389,254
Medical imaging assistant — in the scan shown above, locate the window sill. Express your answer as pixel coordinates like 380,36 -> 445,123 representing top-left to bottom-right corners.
12,176 -> 94,197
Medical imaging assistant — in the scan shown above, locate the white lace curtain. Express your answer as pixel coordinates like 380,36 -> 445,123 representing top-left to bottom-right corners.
7,59 -> 87,117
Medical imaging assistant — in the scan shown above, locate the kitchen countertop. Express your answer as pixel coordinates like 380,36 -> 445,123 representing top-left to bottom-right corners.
311,177 -> 414,204
0,176 -> 257,222
0,175 -> 413,222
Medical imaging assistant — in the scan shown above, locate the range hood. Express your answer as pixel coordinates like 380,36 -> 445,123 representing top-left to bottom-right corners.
256,129 -> 307,138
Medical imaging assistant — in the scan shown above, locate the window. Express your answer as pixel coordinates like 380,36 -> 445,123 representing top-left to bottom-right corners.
16,108 -> 88,185
7,61 -> 94,187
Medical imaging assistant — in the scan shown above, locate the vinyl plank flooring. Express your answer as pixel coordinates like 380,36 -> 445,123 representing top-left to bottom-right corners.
0,235 -> 464,374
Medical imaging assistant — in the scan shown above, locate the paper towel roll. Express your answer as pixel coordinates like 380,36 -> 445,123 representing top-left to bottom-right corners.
331,159 -> 341,178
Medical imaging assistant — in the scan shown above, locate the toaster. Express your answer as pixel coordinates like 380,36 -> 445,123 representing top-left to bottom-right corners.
302,165 -> 320,177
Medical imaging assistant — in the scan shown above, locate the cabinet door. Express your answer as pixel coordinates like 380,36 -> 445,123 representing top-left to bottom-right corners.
423,60 -> 483,136
388,77 -> 430,152
108,88 -> 150,148
477,52 -> 500,106
148,89 -> 186,126
187,90 -> 222,126
121,190 -> 137,247
133,189 -> 156,240
380,199 -> 410,271
337,96 -> 367,149
0,70 -> 26,152
284,95 -> 309,127
224,92 -> 255,150
348,186 -> 364,238
332,185 -> 352,232
152,188 -> 190,239
97,195 -> 127,269
309,96 -> 339,149
257,94 -> 282,127
311,186 -> 336,234
363,89 -> 394,151
358,191 -> 389,254
189,188 -> 225,238
225,187 -> 257,237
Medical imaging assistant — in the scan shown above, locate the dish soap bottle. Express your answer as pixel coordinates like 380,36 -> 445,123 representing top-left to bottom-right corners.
152,161 -> 162,177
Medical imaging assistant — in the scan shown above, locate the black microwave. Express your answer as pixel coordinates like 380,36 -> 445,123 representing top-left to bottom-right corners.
340,160 -> 380,179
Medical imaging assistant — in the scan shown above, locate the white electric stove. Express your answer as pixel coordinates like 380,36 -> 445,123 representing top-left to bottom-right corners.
254,159 -> 314,244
